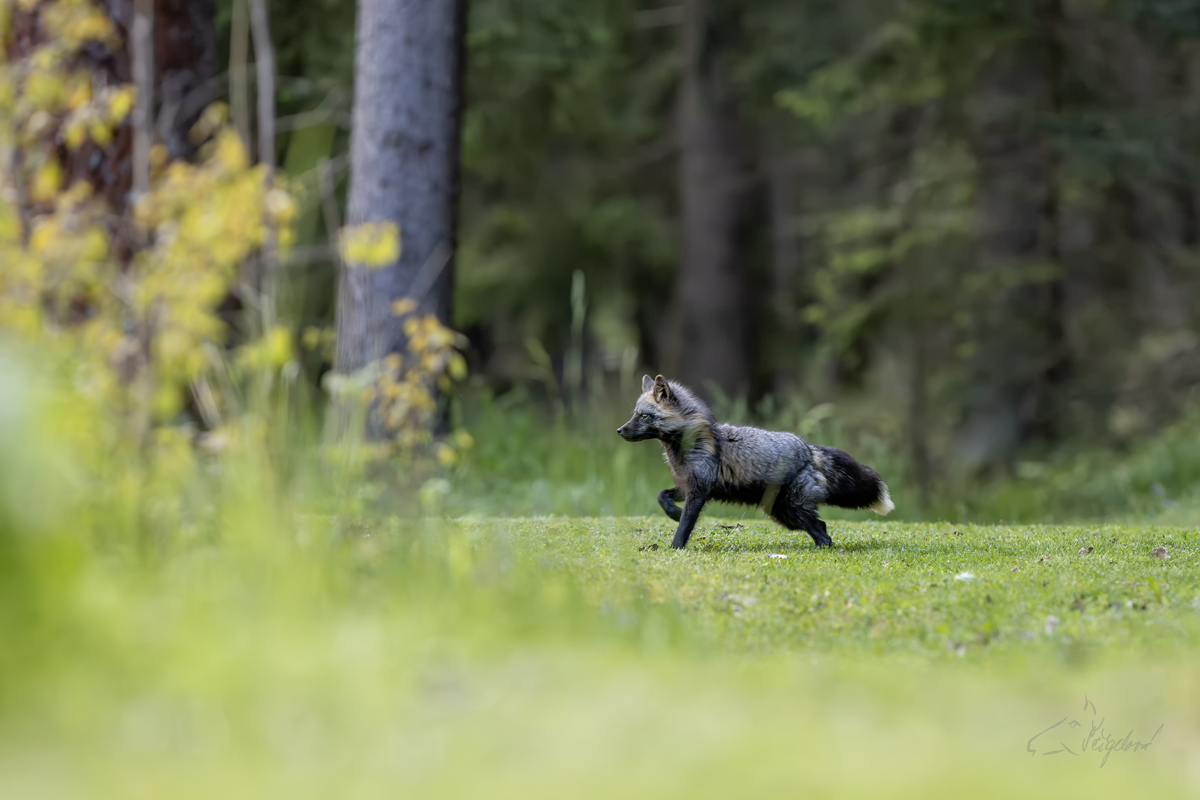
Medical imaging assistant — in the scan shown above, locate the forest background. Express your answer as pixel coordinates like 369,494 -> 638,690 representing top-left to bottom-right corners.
5,0 -> 1200,524
276,0 -> 1200,522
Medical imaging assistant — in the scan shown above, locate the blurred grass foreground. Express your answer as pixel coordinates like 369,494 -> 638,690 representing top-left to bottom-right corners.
2,344 -> 1200,799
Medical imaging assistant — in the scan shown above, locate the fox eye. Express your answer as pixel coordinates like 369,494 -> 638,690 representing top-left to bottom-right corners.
639,413 -> 651,421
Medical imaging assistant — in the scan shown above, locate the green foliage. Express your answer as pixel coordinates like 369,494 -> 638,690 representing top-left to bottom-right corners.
804,137 -> 975,371
969,407 -> 1200,523
0,0 -> 306,510
776,20 -> 945,130
441,387 -> 668,517
458,0 -> 678,372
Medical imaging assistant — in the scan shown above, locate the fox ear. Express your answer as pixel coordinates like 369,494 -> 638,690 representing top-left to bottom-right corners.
642,374 -> 654,394
653,375 -> 673,404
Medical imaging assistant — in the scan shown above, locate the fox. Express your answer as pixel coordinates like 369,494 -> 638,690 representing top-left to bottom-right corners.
617,374 -> 894,549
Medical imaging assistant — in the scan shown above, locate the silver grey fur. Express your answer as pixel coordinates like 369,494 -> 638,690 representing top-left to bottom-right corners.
618,375 -> 893,549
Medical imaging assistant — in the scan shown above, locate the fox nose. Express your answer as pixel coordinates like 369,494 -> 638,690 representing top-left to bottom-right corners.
616,426 -> 625,436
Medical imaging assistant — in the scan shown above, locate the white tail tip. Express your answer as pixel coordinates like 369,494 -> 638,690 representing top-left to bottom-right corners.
868,486 -> 894,516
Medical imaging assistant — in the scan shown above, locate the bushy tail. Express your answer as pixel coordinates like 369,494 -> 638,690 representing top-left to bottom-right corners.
813,446 -> 894,515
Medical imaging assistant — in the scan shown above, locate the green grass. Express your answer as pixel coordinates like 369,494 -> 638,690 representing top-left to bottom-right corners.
4,366 -> 1200,799
10,510 -> 1200,798
505,516 -> 1200,658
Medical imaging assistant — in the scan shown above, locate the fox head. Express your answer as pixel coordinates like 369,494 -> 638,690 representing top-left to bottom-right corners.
617,374 -> 711,445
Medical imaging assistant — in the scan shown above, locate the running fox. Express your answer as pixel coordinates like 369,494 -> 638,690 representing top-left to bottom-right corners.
617,375 -> 894,549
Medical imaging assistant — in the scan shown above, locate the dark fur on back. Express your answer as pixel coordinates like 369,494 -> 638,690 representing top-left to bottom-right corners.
618,375 -> 893,549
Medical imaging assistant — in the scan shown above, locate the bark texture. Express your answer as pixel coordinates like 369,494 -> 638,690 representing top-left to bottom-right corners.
336,0 -> 467,374
959,10 -> 1068,472
152,0 -> 218,161
664,0 -> 752,400
1114,26 -> 1189,331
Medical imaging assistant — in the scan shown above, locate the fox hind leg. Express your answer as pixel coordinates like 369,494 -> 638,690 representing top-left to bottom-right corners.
658,487 -> 683,522
772,500 -> 833,548
806,513 -> 832,548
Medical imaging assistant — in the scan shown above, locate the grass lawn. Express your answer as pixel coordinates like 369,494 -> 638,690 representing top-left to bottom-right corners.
504,516 -> 1200,658
7,508 -> 1199,799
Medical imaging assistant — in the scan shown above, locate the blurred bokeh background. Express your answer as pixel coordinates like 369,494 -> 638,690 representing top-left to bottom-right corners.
6,1 -> 1200,520
272,0 -> 1200,520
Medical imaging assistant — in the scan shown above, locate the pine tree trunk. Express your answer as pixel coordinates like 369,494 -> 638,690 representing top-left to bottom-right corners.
959,6 -> 1068,472
663,0 -> 752,399
335,0 -> 467,375
1114,26 -> 1189,331
152,0 -> 218,161
765,146 -> 817,396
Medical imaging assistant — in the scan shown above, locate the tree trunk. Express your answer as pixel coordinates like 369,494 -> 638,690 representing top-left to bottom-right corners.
335,0 -> 467,375
663,0 -> 752,400
958,6 -> 1068,472
1187,43 -> 1200,255
1114,26 -> 1189,331
5,1 -> 215,252
765,147 -> 815,396
908,325 -> 931,510
152,0 -> 218,161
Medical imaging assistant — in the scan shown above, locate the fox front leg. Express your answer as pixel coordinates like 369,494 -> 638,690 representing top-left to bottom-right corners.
657,487 -> 683,522
670,489 -> 709,549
